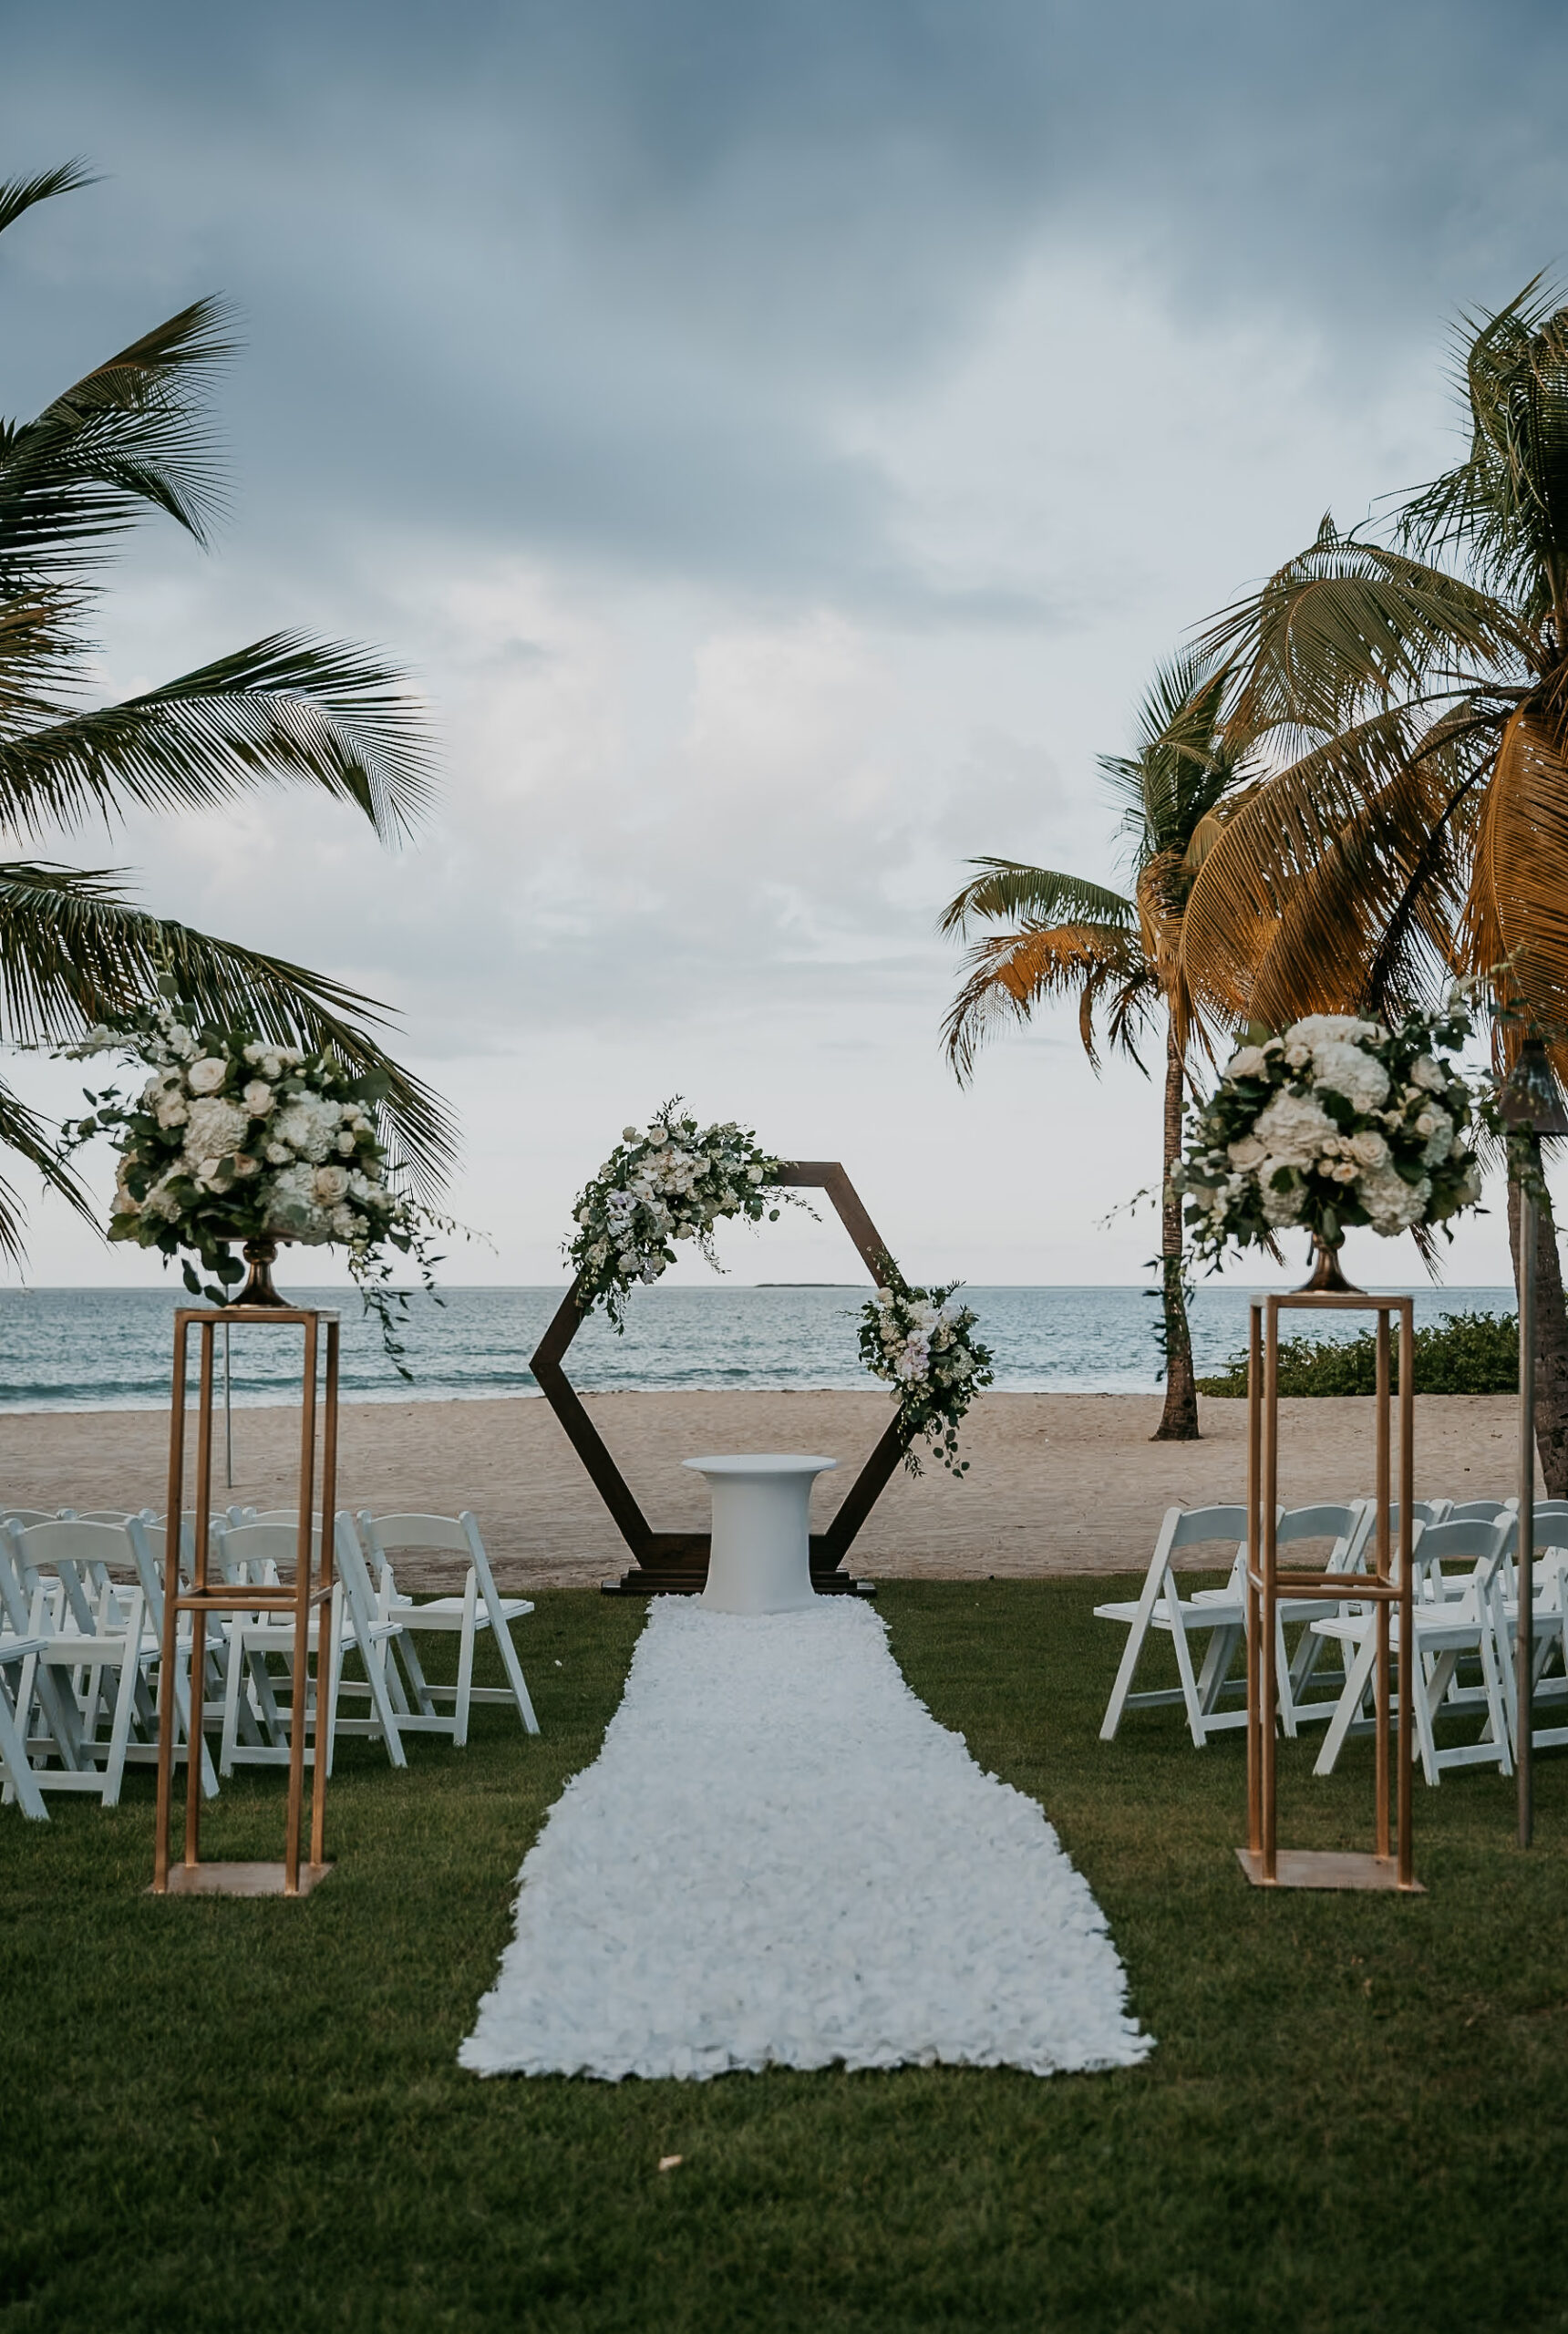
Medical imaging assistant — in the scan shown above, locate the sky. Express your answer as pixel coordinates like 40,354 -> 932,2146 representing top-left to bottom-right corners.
3,0 -> 1566,1293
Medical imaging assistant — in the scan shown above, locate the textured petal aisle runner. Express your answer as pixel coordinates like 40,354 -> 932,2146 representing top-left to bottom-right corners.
461,1598 -> 1151,2081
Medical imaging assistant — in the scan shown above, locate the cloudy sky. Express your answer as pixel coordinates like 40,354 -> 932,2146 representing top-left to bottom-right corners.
3,0 -> 1565,1291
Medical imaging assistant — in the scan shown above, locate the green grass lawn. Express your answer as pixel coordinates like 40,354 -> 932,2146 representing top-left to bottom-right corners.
4,1580 -> 1566,2333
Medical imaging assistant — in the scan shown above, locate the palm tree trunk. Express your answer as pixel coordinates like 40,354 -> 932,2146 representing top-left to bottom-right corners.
1153,1013 -> 1200,1441
1507,1140 -> 1568,1496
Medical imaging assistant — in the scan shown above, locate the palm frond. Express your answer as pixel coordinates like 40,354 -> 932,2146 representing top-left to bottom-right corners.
0,633 -> 434,842
0,298 -> 236,575
1099,647 -> 1243,866
942,919 -> 1154,1082
0,160 -> 98,241
0,862 -> 455,1193
1400,280 -> 1568,627
1468,709 -> 1568,1048
937,859 -> 1134,939
0,1071 -> 97,1265
1200,517 -> 1528,745
1180,712 -> 1491,1025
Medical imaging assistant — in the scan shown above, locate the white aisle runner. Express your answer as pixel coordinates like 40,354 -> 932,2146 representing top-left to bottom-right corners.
461,1597 -> 1151,2081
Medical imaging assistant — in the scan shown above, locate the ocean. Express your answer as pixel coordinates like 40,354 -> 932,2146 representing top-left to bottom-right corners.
0,1282 -> 1517,1411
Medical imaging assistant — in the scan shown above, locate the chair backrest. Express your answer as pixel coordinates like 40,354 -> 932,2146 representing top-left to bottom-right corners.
1448,1499 -> 1514,1523
211,1521 -> 312,1580
3,1510 -> 57,1528
1411,1513 -> 1514,1602
358,1513 -> 471,1560
5,1518 -> 138,1632
1275,1502 -> 1365,1555
1168,1505 -> 1249,1554
75,1510 -> 131,1525
1525,1499 -> 1568,1552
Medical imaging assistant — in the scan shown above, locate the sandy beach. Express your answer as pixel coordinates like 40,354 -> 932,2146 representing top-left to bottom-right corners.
0,1389 -> 1529,1588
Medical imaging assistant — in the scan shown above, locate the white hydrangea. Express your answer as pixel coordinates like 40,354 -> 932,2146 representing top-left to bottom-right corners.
181,1098 -> 248,1165
1252,1090 -> 1338,1167
1224,1046 -> 1274,1079
1409,1056 -> 1447,1092
273,1095 -> 343,1162
1358,1164 -> 1431,1235
1258,1166 -> 1306,1226
1311,1040 -> 1391,1113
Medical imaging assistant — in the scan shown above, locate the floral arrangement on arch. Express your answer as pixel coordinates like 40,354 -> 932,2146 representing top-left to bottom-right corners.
61,1003 -> 445,1364
858,1280 -> 995,1475
1172,1004 -> 1483,1264
567,1101 -> 797,1331
567,1102 -> 994,1474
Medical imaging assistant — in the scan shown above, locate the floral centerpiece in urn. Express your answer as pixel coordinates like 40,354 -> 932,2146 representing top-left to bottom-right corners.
1172,1002 -> 1484,1281
62,1001 -> 443,1359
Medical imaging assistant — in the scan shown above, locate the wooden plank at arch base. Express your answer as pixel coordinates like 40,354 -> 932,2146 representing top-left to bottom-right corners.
1239,1287 -> 1424,1895
530,1162 -> 897,1598
150,1306 -> 340,1900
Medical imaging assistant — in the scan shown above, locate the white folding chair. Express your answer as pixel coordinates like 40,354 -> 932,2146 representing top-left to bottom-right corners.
0,1519 -> 150,1807
212,1519 -> 407,1777
0,1627 -> 49,1819
1313,1514 -> 1516,1784
1099,1507 -> 1262,1747
356,1513 -> 539,1743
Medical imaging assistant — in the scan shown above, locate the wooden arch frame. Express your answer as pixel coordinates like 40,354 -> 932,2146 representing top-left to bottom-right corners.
531,1162 -> 906,1596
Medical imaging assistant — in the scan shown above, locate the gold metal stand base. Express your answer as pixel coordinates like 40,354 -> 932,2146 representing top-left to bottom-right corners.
153,1860 -> 334,1899
1236,1848 -> 1422,1894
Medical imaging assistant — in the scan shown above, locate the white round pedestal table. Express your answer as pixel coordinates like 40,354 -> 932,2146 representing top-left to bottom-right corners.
683,1454 -> 839,1615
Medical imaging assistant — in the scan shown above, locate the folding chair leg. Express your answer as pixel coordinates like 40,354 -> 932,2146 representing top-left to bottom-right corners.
1314,1629 -> 1377,1776
98,1596 -> 146,1809
0,1673 -> 47,1820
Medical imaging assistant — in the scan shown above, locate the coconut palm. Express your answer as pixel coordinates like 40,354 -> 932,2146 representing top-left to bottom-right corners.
940,652 -> 1253,1440
0,160 -> 452,1261
1178,278 -> 1568,1486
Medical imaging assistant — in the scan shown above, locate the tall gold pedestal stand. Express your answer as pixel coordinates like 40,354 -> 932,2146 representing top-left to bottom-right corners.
151,1306 -> 339,1899
1237,1290 -> 1422,1893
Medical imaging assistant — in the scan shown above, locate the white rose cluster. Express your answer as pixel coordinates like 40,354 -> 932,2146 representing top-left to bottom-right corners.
1174,1002 -> 1482,1265
858,1280 -> 994,1476
67,1004 -> 405,1266
567,1103 -> 794,1330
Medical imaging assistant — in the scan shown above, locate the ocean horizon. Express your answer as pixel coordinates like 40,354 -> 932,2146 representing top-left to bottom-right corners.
0,1281 -> 1517,1413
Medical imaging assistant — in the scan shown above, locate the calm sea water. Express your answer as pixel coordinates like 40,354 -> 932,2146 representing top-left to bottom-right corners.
0,1282 -> 1516,1411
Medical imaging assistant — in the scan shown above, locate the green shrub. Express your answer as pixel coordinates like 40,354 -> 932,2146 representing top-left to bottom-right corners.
1195,1307 -> 1518,1397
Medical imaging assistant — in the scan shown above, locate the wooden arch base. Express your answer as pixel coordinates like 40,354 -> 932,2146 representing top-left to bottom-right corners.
531,1163 -> 905,1596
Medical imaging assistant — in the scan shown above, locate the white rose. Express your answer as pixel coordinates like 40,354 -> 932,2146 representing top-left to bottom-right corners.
260,1056 -> 284,1081
336,1131 -> 356,1155
622,1126 -> 639,1141
242,1080 -> 274,1116
314,1165 -> 351,1202
155,1095 -> 190,1129
1409,1057 -> 1447,1092
232,1153 -> 260,1178
187,1057 -> 229,1094
266,1141 -> 291,1166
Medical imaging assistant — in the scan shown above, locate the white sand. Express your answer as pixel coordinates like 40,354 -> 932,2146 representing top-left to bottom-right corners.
0,1389 -> 1528,1588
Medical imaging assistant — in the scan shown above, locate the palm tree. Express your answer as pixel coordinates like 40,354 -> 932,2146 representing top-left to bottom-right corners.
0,160 -> 452,1261
1178,278 -> 1568,1487
940,653 -> 1252,1441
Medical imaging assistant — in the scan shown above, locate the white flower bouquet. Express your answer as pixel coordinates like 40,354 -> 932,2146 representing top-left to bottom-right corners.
1172,1002 -> 1484,1265
62,1003 -> 445,1364
568,1100 -> 799,1329
857,1280 -> 995,1475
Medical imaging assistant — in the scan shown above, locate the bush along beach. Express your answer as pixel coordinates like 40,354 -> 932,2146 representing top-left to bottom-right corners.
1195,1308 -> 1519,1398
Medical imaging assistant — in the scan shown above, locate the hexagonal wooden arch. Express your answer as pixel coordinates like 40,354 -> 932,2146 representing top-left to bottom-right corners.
531,1163 -> 907,1596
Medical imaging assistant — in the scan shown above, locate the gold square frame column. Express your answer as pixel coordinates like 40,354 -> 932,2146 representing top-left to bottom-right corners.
151,1306 -> 340,1899
1236,1290 -> 1422,1894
